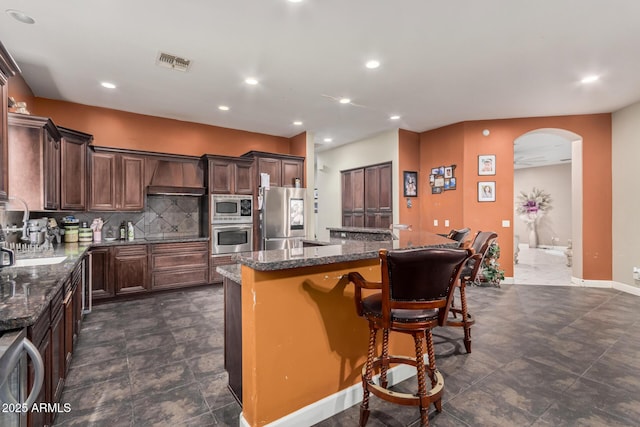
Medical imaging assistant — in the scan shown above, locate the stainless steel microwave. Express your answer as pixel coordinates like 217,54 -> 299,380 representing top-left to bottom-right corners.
211,194 -> 253,224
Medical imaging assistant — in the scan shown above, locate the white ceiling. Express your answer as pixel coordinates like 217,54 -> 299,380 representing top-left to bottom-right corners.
1,0 -> 639,158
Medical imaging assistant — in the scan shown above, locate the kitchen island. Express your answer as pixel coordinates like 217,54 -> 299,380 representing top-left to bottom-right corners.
230,231 -> 457,427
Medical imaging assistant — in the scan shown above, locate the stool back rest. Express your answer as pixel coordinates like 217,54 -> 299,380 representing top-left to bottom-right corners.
463,231 -> 499,281
447,227 -> 471,246
380,247 -> 472,324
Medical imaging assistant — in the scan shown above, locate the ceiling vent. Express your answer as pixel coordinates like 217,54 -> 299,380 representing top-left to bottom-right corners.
156,52 -> 192,72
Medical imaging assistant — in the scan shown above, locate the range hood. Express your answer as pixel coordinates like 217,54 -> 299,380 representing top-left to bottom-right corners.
147,159 -> 206,196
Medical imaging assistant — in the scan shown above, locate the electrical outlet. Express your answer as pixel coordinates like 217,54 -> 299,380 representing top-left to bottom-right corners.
502,220 -> 510,227
444,219 -> 449,227
433,219 -> 438,227
633,267 -> 640,281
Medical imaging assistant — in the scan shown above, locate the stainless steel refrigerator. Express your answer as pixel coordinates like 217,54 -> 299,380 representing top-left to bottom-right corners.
261,187 -> 307,250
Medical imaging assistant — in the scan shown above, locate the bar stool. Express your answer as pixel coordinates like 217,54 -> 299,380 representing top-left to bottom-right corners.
446,231 -> 498,353
349,247 -> 472,427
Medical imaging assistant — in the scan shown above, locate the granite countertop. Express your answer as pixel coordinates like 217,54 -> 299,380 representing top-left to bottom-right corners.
235,230 -> 458,272
216,264 -> 241,283
326,227 -> 393,235
0,244 -> 89,331
0,236 -> 209,332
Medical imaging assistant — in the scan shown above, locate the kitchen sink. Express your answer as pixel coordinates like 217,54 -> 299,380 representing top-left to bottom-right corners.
13,256 -> 68,267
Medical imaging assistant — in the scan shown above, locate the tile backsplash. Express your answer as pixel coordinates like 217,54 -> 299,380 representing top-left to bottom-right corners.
1,195 -> 203,241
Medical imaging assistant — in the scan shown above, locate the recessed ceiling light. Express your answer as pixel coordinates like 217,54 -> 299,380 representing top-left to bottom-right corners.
288,0 -> 303,3
218,105 -> 230,111
6,9 -> 35,24
365,60 -> 380,69
293,121 -> 303,126
389,115 -> 400,120
324,138 -> 333,143
100,82 -> 116,89
581,75 -> 600,84
245,77 -> 259,85
339,98 -> 351,104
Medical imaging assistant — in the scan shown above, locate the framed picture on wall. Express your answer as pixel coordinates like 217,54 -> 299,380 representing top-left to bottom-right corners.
403,171 -> 418,197
478,154 -> 496,175
478,181 -> 496,202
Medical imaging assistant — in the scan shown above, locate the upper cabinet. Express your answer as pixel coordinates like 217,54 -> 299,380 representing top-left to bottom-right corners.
7,113 -> 63,210
205,155 -> 254,194
58,127 -> 92,211
89,147 -> 145,211
242,151 -> 305,188
0,42 -> 20,202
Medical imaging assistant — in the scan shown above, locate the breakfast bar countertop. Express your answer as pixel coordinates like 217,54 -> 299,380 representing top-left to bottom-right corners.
235,230 -> 457,271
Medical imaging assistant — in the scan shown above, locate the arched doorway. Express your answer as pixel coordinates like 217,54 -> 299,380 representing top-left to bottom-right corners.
513,128 -> 583,285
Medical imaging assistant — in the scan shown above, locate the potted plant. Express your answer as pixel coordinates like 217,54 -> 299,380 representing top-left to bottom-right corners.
480,242 -> 505,286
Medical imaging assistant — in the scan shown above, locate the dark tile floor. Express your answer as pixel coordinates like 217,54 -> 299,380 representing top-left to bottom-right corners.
53,286 -> 241,426
54,283 -> 640,426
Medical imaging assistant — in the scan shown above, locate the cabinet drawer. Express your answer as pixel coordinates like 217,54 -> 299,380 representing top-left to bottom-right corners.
151,241 -> 208,254
152,251 -> 208,271
113,245 -> 148,257
152,269 -> 208,290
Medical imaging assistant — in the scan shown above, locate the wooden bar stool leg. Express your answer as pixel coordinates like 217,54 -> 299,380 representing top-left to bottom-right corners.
360,324 -> 377,426
380,328 -> 390,389
413,330 -> 430,427
460,282 -> 472,353
425,329 -> 442,413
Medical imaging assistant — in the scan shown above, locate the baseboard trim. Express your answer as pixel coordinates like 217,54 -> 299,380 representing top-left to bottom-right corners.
612,281 -> 640,296
239,363 -> 418,427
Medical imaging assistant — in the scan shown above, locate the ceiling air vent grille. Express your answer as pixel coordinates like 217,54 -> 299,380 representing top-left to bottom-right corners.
156,52 -> 192,72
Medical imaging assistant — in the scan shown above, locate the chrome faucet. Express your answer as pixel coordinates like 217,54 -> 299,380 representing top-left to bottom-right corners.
7,196 -> 30,242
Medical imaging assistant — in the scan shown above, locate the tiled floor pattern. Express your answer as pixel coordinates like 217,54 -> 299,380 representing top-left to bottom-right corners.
55,276 -> 640,426
53,287 -> 241,426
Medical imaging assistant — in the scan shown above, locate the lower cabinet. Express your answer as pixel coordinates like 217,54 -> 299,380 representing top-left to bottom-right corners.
113,245 -> 150,295
151,242 -> 208,290
210,255 -> 234,284
90,240 -> 211,302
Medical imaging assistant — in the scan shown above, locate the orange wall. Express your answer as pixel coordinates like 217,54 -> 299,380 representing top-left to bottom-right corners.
8,75 -> 293,157
419,114 -> 612,281
398,129 -> 421,228
289,131 -> 308,183
419,123 -> 465,234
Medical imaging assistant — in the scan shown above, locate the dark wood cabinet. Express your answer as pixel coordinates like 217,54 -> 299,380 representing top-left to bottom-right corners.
342,162 -> 392,229
210,255 -> 234,284
59,127 -> 92,211
242,151 -> 305,188
113,245 -> 149,295
65,261 -> 83,373
151,241 -> 208,290
50,302 -> 65,405
342,168 -> 365,227
206,155 -> 254,195
224,274 -> 242,404
89,148 -> 145,211
0,42 -> 20,202
90,247 -> 113,300
28,304 -> 51,427
7,113 -> 63,211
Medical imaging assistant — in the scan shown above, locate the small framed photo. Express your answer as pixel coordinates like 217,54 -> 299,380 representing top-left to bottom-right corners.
478,181 -> 496,202
431,167 -> 439,175
478,155 -> 496,176
434,176 -> 445,188
432,186 -> 442,194
449,177 -> 457,189
403,171 -> 418,197
444,166 -> 453,178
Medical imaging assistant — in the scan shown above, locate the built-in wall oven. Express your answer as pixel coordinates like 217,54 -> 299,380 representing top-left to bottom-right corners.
211,224 -> 253,255
211,195 -> 253,255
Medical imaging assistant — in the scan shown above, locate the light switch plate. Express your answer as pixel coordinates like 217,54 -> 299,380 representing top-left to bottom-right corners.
444,219 -> 450,227
433,219 -> 438,226
502,220 -> 510,227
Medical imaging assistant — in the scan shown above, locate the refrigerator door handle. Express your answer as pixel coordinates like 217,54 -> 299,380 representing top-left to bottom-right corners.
0,336 -> 44,407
